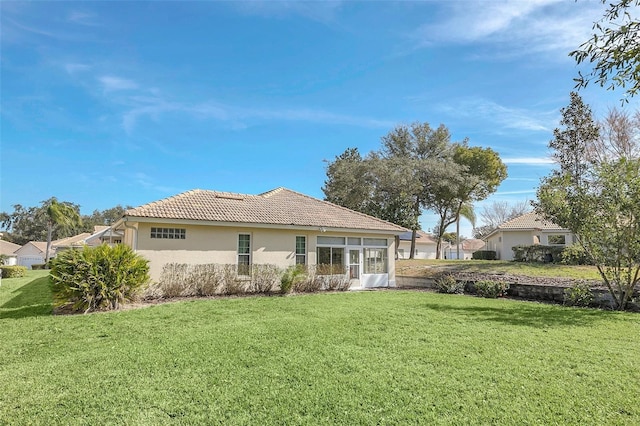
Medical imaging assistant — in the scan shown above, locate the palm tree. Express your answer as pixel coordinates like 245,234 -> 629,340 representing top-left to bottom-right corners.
456,203 -> 476,260
45,198 -> 82,263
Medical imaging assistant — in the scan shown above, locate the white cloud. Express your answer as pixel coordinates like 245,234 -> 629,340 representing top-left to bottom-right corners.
64,63 -> 91,74
438,97 -> 556,132
413,0 -> 601,56
98,76 -> 138,92
502,157 -> 554,165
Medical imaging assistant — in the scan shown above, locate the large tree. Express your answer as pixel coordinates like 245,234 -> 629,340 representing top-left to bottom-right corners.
44,198 -> 83,262
428,143 -> 507,258
571,0 -> 640,99
323,122 -> 456,258
535,92 -> 640,310
1,198 -> 83,246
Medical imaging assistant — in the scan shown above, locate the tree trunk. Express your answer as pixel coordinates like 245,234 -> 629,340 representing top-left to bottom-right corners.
45,221 -> 53,264
409,229 -> 417,259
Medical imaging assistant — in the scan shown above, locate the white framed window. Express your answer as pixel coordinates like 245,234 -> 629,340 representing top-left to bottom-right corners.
363,238 -> 387,247
364,248 -> 388,274
295,236 -> 306,265
151,227 -> 186,239
238,234 -> 251,275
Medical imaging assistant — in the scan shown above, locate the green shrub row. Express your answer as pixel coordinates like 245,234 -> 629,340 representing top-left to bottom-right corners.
563,280 -> 594,307
471,250 -> 497,260
434,274 -> 465,294
0,265 -> 27,278
50,244 -> 150,314
512,244 -> 593,265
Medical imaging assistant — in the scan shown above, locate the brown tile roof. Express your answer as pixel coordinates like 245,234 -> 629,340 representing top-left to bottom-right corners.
125,187 -> 407,233
54,233 -> 92,248
461,238 -> 485,251
498,212 -> 565,231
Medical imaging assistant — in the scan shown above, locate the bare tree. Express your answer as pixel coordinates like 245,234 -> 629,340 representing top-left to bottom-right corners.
473,200 -> 531,239
588,108 -> 640,163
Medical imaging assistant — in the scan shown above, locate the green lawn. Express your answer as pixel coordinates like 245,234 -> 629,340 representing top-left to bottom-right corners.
1,271 -> 639,425
397,259 -> 603,280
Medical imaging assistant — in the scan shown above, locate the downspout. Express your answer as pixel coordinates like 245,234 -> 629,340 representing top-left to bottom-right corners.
122,217 -> 138,251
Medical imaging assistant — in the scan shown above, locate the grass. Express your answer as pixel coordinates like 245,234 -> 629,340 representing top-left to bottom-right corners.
397,259 -> 603,280
1,271 -> 639,424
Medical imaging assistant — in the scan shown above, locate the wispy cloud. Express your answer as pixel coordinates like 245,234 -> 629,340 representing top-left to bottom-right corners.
67,11 -> 100,27
502,157 -> 553,166
65,62 -> 91,74
99,76 -> 139,92
412,0 -> 601,57
437,97 -> 557,132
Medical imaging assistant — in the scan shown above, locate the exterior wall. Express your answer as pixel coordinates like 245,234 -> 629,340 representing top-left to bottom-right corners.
499,231 -> 535,261
15,243 -> 46,268
397,241 -> 437,259
125,221 -> 397,287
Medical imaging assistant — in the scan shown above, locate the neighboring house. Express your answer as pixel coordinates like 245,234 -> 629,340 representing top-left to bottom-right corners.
113,187 -> 408,288
443,239 -> 485,260
84,226 -> 124,246
397,230 -> 439,259
53,233 -> 93,253
15,241 -> 49,268
484,212 -> 575,261
0,240 -> 21,266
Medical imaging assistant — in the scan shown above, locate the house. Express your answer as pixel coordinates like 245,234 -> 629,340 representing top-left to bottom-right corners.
15,241 -> 49,268
484,212 -> 575,260
397,230 -> 439,259
443,238 -> 485,260
113,187 -> 408,288
0,240 -> 21,266
84,226 -> 124,246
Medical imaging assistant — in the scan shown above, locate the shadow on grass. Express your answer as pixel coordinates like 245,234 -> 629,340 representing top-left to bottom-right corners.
422,300 -> 610,328
0,276 -> 52,319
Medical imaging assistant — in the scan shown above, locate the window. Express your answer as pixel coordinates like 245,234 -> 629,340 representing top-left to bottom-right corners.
347,237 -> 361,245
363,238 -> 387,246
238,234 -> 251,275
317,236 -> 345,245
548,234 -> 566,245
295,236 -> 306,265
150,227 -> 186,239
364,248 -> 388,274
318,246 -> 344,274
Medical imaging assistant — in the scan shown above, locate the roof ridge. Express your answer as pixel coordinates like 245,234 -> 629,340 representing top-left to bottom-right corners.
286,188 -> 407,231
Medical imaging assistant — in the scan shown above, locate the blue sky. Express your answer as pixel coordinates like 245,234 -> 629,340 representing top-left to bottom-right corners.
2,1 -> 639,237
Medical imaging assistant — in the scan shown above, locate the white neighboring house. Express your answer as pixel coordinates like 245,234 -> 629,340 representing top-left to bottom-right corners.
484,212 -> 575,261
397,230 -> 439,259
15,241 -> 49,268
0,240 -> 21,265
443,239 -> 486,260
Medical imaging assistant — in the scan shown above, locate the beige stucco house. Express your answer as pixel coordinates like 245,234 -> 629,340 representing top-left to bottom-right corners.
484,212 -> 575,261
113,187 -> 408,288
0,240 -> 21,266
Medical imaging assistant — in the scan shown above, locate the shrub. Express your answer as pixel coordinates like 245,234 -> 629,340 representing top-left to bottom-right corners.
563,280 -> 594,307
50,244 -> 150,313
434,274 -> 464,294
31,263 -> 48,270
0,265 -> 27,278
474,280 -> 509,298
512,245 -> 564,263
560,244 -> 592,265
472,250 -> 497,260
246,264 -> 280,293
280,265 -> 308,294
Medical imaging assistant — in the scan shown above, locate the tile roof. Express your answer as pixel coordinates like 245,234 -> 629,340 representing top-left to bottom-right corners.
54,233 -> 92,248
0,240 -> 21,256
497,212 -> 565,231
125,187 -> 407,233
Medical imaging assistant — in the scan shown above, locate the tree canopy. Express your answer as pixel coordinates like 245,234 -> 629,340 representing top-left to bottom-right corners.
535,92 -> 640,310
571,0 -> 640,99
323,122 -> 506,259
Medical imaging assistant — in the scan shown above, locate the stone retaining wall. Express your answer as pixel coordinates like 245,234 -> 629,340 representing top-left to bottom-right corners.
396,275 -> 633,310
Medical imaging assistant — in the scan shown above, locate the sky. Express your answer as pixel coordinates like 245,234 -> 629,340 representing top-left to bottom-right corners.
2,0 -> 639,238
